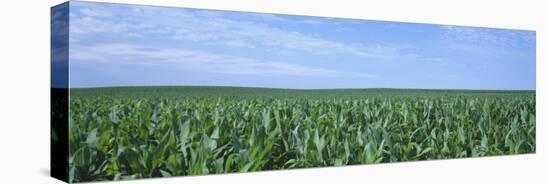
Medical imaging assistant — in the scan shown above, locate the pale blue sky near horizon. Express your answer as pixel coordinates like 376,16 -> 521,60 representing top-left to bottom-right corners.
62,1 -> 536,90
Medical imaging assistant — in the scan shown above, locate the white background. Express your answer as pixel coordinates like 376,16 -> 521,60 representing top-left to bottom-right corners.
0,0 -> 547,183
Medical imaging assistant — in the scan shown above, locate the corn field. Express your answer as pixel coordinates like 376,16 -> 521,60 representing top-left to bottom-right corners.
67,87 -> 536,182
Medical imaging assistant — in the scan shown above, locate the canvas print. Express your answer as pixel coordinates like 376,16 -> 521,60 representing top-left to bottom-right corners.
51,1 -> 536,183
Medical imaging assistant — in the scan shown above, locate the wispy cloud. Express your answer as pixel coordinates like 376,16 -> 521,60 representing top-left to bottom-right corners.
70,16 -> 127,34
440,25 -> 535,49
51,3 -> 69,64
70,43 -> 372,78
64,1 -> 535,90
439,25 -> 536,61
296,19 -> 324,25
80,8 -> 112,18
69,2 -> 408,59
220,40 -> 256,48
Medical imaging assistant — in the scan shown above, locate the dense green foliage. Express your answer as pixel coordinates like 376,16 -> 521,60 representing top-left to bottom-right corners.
68,87 -> 536,182
71,86 -> 535,99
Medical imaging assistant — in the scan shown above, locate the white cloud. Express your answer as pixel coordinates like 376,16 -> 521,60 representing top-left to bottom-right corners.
80,8 -> 112,18
69,2 -> 448,68
70,43 -> 372,78
220,40 -> 256,48
296,19 -> 324,25
69,3 -> 404,59
70,16 -> 127,34
440,25 -> 535,48
231,12 -> 288,22
405,53 -> 421,58
440,25 -> 535,60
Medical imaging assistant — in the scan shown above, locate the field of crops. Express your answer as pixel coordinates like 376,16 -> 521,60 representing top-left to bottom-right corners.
67,86 -> 536,182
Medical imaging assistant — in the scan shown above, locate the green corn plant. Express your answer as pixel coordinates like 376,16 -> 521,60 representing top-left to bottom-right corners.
67,87 -> 536,182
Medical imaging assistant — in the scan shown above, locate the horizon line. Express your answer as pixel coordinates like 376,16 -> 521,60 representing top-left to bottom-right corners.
63,85 -> 537,91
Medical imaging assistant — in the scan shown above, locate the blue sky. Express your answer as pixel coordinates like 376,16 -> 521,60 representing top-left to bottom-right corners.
51,2 -> 69,88
66,1 -> 536,90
